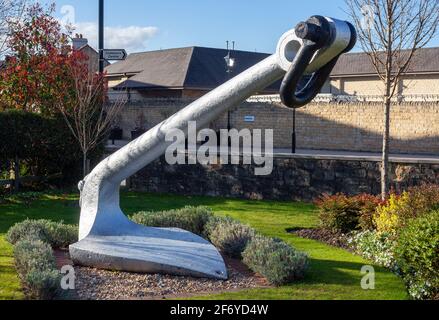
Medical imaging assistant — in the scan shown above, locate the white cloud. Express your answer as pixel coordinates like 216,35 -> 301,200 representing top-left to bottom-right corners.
73,22 -> 159,53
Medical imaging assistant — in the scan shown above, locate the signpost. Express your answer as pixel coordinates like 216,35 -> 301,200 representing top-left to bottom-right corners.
98,1 -> 127,72
103,49 -> 128,61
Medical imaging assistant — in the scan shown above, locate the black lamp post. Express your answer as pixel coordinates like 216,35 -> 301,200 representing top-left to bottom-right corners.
98,0 -> 105,73
224,41 -> 235,145
292,109 -> 297,154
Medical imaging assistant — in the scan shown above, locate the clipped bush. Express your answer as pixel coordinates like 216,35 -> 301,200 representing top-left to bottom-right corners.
7,219 -> 78,248
45,222 -> 78,249
243,236 -> 308,286
348,231 -> 398,270
14,239 -> 56,277
317,193 -> 381,233
205,217 -> 255,258
25,269 -> 61,300
394,210 -> 439,300
13,239 -> 60,300
131,206 -> 214,236
7,220 -> 52,245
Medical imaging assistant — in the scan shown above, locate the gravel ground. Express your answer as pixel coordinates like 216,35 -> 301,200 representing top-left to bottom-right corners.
55,251 -> 269,300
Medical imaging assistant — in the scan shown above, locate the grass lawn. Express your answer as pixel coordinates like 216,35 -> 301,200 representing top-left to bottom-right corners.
0,192 -> 408,300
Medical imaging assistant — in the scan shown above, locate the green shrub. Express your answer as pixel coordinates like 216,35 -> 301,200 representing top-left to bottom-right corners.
25,269 -> 61,300
375,185 -> 439,234
0,110 -> 104,188
14,239 -> 56,277
349,231 -> 397,270
205,217 -> 255,258
317,194 -> 381,233
394,210 -> 439,300
7,219 -> 78,248
13,239 -> 61,300
7,220 -> 52,245
131,206 -> 214,236
45,222 -> 78,248
243,236 -> 308,286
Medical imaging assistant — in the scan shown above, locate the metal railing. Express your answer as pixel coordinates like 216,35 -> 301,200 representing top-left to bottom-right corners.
247,93 -> 439,103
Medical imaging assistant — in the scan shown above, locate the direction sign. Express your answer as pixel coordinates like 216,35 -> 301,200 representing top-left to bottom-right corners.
102,49 -> 127,61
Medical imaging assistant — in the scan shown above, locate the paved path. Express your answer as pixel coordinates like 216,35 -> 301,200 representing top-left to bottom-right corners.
106,141 -> 439,164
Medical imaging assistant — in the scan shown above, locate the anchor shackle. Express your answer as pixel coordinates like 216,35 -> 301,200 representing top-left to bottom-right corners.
279,16 -> 357,108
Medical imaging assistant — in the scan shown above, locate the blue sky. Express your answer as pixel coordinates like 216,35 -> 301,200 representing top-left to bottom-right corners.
42,0 -> 439,54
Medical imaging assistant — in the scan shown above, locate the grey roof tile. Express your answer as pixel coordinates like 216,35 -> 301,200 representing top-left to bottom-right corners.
332,47 -> 439,76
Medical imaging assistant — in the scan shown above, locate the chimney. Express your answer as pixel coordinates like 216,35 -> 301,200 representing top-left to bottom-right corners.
72,34 -> 88,50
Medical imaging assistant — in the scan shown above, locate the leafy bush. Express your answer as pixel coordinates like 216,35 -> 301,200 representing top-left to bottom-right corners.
358,196 -> 383,231
14,239 -> 56,277
25,269 -> 61,300
7,220 -> 52,245
205,217 -> 255,258
7,219 -> 78,248
13,239 -> 60,300
349,231 -> 398,270
375,185 -> 439,234
131,206 -> 214,236
394,210 -> 439,300
0,110 -> 104,188
243,236 -> 308,286
317,194 -> 381,233
45,222 -> 78,248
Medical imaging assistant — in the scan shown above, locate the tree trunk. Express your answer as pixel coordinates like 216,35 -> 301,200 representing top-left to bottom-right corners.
82,152 -> 88,178
13,157 -> 20,193
381,95 -> 391,200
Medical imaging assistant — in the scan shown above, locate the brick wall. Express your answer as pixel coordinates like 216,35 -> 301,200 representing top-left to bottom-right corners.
117,99 -> 439,155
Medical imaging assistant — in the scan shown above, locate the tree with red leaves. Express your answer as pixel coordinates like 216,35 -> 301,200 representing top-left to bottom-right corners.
0,3 -> 125,177
0,3 -> 77,115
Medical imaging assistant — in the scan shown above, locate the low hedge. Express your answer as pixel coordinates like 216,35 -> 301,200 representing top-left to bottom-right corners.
7,219 -> 78,249
131,206 -> 213,236
243,236 -> 309,286
13,239 -> 61,300
131,207 -> 309,286
205,217 -> 255,259
7,220 -> 78,300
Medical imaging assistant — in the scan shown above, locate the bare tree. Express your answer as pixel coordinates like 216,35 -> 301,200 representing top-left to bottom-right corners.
57,62 -> 126,178
346,0 -> 439,199
0,0 -> 26,57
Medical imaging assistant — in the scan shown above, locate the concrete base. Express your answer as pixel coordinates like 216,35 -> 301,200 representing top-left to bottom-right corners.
69,224 -> 228,280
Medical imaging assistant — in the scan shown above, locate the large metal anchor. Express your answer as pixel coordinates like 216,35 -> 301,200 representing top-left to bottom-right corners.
70,16 -> 356,280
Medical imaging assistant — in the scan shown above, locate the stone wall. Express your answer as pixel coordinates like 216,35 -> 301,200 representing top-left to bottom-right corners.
117,99 -> 439,155
130,154 -> 439,201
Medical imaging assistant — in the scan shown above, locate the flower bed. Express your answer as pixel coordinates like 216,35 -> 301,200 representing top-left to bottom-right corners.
296,185 -> 439,300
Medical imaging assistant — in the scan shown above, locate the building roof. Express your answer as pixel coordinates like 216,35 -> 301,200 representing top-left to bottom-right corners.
105,46 -> 280,92
332,46 -> 439,77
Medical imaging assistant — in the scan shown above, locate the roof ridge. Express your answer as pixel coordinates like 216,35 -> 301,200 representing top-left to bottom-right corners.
182,47 -> 196,87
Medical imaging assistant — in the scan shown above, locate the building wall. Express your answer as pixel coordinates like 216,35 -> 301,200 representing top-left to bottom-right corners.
117,99 -> 439,155
330,74 -> 439,96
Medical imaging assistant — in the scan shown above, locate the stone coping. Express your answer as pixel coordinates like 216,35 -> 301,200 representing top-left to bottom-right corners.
105,141 -> 439,165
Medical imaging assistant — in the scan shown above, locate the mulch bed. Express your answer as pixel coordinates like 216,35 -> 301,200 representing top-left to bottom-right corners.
289,228 -> 352,250
54,250 -> 270,300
